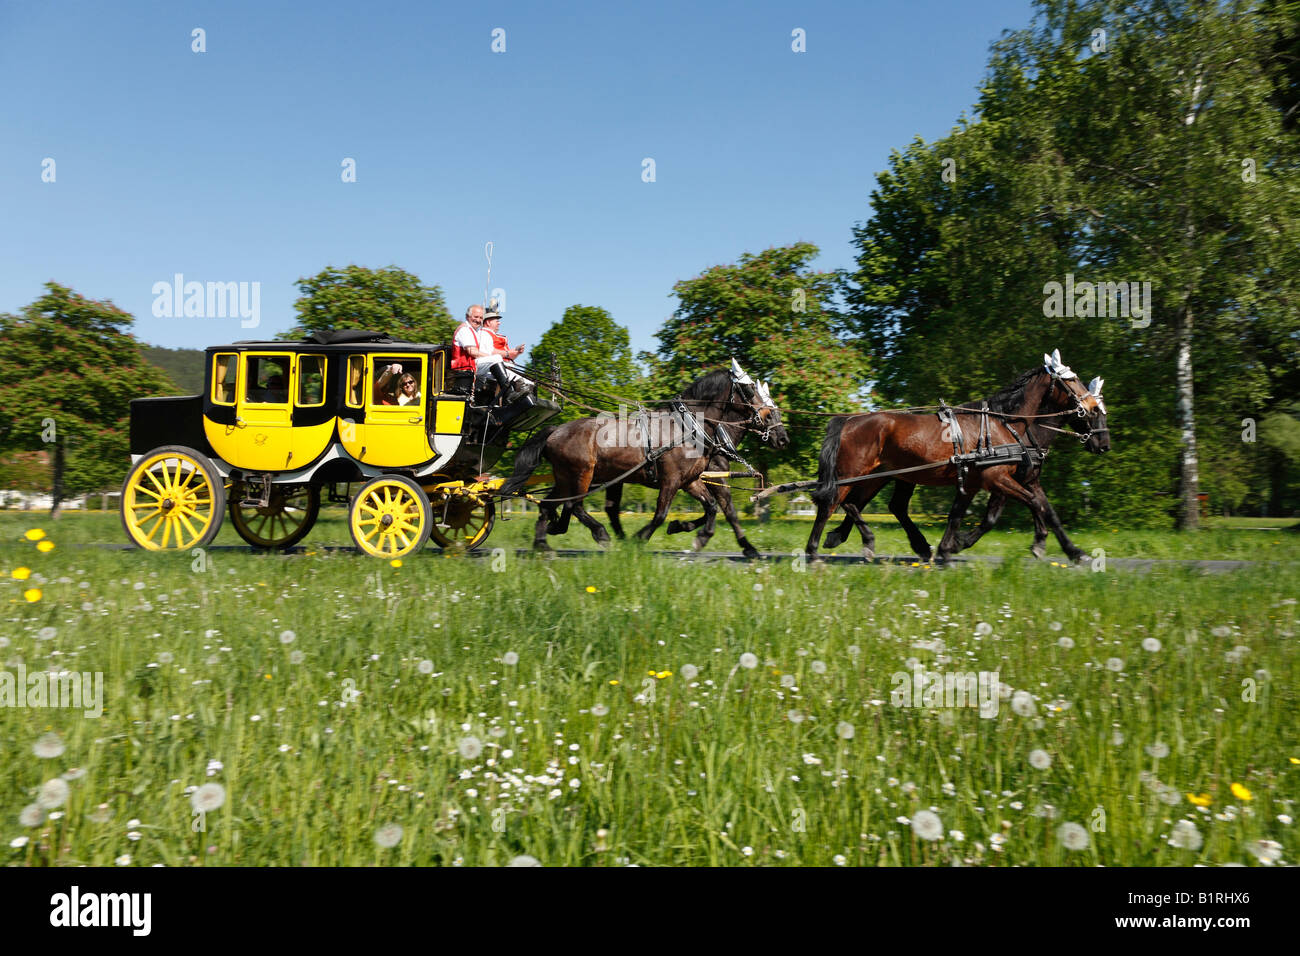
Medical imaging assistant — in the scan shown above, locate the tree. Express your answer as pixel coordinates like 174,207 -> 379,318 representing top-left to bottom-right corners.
284,265 -> 456,344
652,243 -> 870,475
846,0 -> 1300,527
532,305 -> 642,423
0,283 -> 178,516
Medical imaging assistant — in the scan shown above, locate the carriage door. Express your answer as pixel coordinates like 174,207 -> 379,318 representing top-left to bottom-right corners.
235,352 -> 295,471
359,353 -> 435,467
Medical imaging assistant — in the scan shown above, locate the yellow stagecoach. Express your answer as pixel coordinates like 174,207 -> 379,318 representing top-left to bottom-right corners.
120,330 -> 558,557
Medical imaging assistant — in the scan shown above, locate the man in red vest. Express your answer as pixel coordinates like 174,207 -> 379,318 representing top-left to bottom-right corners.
452,304 -> 526,401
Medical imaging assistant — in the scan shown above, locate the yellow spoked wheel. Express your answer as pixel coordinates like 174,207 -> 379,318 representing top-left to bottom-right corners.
349,475 -> 432,558
428,492 -> 496,551
120,446 -> 226,551
229,482 -> 320,550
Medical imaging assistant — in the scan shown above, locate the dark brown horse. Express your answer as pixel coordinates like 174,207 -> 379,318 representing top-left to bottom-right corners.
502,363 -> 788,550
806,352 -> 1109,563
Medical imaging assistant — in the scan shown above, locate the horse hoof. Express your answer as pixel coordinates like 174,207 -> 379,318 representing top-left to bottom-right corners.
861,548 -> 875,562
1030,545 -> 1046,560
743,547 -> 760,560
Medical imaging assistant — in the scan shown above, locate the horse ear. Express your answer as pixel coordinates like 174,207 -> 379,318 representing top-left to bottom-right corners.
1043,352 -> 1053,370
1088,376 -> 1103,395
730,358 -> 753,384
1051,348 -> 1062,366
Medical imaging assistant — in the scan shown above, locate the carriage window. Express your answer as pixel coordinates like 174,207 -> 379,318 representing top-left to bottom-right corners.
369,355 -> 423,408
346,355 -> 365,408
212,353 -> 237,405
430,352 -> 446,394
244,354 -> 290,405
297,355 -> 326,407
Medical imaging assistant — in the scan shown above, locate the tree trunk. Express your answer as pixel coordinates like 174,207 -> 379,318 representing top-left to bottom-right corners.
49,437 -> 64,520
1175,304 -> 1199,530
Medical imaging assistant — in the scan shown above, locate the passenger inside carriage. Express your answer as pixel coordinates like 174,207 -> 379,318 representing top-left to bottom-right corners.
373,362 -> 421,406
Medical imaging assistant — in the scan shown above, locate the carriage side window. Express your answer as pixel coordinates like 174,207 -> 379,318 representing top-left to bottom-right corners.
244,354 -> 290,404
212,353 -> 237,405
346,355 -> 365,408
369,355 -> 423,408
297,355 -> 326,407
430,352 -> 446,395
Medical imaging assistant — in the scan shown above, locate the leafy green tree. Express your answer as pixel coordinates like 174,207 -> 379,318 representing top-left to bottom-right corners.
532,305 -> 643,423
847,0 -> 1300,527
284,265 -> 456,344
0,283 -> 178,515
652,243 -> 870,476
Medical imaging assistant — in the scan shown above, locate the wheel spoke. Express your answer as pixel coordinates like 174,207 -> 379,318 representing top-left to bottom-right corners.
175,510 -> 202,544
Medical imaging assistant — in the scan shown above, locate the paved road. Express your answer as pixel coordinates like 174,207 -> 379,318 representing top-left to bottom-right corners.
88,543 -> 1257,571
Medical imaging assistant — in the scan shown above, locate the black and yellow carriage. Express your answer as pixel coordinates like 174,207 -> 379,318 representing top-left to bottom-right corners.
120,331 -> 558,557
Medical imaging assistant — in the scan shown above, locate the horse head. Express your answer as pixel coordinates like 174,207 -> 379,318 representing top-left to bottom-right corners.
1041,350 -> 1109,453
730,360 -> 789,450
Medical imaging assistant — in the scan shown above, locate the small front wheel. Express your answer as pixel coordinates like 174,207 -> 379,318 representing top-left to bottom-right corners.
349,475 -> 432,558
120,446 -> 226,551
229,482 -> 320,550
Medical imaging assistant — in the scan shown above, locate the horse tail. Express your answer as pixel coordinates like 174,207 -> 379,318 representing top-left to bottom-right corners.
811,415 -> 850,507
500,426 -> 557,496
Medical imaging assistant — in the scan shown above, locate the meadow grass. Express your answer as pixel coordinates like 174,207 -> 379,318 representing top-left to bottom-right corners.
1,512 -> 1296,866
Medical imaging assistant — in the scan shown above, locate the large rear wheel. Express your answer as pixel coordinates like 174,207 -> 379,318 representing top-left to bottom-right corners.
428,492 -> 496,551
349,475 -> 432,559
120,446 -> 226,551
228,482 -> 320,550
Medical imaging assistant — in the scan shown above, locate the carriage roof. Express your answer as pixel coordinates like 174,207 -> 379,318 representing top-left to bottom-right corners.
206,330 -> 450,355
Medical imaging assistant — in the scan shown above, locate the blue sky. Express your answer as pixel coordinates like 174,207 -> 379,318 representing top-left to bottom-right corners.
0,0 -> 1035,356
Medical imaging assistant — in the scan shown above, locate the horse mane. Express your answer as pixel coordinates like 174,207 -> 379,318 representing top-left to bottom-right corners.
962,367 -> 1045,414
679,368 -> 734,405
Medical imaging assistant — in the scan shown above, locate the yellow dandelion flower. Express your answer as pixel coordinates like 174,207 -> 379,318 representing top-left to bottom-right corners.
23,588 -> 41,603
1289,757 -> 1299,765
12,567 -> 31,580
586,586 -> 597,593
657,671 -> 671,679
1230,782 -> 1252,801
910,562 -> 919,567
1187,793 -> 1212,807
771,669 -> 782,676
648,670 -> 657,677
24,529 -> 46,541
608,679 -> 619,686
264,673 -> 272,680
390,559 -> 403,568
36,541 -> 54,553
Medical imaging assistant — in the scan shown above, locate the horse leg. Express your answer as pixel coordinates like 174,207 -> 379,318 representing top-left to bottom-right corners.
805,484 -> 851,558
571,499 -> 612,546
635,483 -> 678,542
532,503 -> 555,552
888,481 -> 933,561
604,483 -> 626,540
957,491 -> 1006,551
680,480 -> 720,552
1027,480 -> 1087,563
936,490 -> 976,562
548,503 -> 574,535
711,479 -> 760,559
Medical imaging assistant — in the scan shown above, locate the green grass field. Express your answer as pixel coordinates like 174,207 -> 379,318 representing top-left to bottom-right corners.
2,511 -> 1297,866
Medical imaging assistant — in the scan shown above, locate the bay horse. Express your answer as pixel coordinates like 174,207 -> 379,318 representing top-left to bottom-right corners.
501,362 -> 788,550
806,351 -> 1109,563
